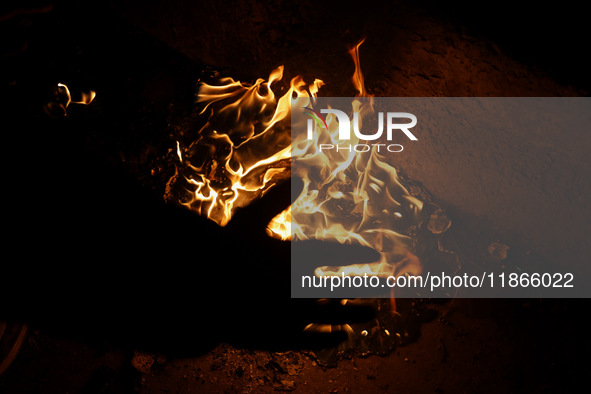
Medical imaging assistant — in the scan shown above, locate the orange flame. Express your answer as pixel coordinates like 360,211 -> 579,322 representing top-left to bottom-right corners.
44,83 -> 96,117
273,41 -> 422,279
349,38 -> 368,97
175,66 -> 322,226
58,82 -> 97,106
172,40 -> 422,280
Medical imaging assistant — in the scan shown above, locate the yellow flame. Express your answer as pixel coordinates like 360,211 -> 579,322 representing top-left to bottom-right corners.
270,40 -> 423,279
265,208 -> 292,241
175,66 -> 323,226
172,40 -> 423,279
58,82 -> 96,107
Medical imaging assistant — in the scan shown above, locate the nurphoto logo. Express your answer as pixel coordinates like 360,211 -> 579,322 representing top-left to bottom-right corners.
303,106 -> 418,153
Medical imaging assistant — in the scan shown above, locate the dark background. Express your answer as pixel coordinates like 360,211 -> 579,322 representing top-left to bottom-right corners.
1,0 -> 589,392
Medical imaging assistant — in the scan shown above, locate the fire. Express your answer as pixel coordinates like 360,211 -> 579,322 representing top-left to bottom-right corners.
282,40 -> 422,279
43,83 -> 96,117
264,208 -> 293,241
172,40 -> 422,280
173,66 -> 322,226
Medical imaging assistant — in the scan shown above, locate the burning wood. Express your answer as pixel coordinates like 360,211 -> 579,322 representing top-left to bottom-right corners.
169,41 -> 425,283
170,65 -> 318,227
161,41 -> 452,363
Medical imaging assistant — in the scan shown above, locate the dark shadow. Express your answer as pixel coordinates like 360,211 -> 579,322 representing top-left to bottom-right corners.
0,1 -> 382,359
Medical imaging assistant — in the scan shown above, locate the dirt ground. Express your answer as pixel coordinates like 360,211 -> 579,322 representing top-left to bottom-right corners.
1,298 -> 587,393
